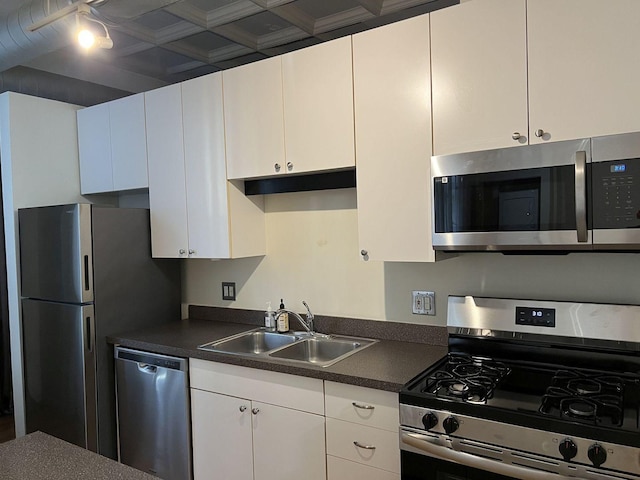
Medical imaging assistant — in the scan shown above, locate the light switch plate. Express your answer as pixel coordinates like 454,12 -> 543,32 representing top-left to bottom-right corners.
412,291 -> 435,315
222,282 -> 236,301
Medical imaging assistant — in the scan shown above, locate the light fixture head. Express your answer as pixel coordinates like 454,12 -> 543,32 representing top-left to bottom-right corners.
76,3 -> 113,50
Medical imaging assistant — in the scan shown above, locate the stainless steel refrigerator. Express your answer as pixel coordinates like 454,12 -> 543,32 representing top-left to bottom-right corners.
19,204 -> 181,459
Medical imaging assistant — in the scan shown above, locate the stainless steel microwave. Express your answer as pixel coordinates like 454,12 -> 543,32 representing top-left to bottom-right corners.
431,131 -> 640,251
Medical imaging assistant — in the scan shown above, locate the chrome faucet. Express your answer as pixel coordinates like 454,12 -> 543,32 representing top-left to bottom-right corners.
275,301 -> 315,335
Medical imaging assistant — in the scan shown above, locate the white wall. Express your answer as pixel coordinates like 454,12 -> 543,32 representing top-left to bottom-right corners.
0,92 -> 85,436
183,188 -> 640,325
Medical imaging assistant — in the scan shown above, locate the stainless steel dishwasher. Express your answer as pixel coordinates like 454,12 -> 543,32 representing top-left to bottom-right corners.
115,347 -> 192,480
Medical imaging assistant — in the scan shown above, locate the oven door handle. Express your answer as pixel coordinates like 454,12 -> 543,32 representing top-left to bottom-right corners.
401,432 -> 575,480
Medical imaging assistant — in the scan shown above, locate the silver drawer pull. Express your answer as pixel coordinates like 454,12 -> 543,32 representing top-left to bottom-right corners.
352,402 -> 375,410
353,441 -> 376,450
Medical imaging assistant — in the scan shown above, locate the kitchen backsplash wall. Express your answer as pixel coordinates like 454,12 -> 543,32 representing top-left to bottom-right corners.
183,188 -> 640,326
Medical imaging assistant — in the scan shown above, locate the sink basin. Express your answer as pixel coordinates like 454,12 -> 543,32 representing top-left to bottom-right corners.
268,336 -> 377,367
199,329 -> 299,355
198,328 -> 377,367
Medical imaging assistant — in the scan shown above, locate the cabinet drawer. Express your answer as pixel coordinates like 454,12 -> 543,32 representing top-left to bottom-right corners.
325,381 -> 398,431
327,455 -> 399,480
190,359 -> 324,415
326,418 -> 400,473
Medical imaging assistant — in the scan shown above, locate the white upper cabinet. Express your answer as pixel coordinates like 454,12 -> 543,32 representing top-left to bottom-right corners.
353,14 -> 435,262
224,37 -> 355,180
223,56 -> 286,180
145,75 -> 266,259
78,102 -> 112,193
145,83 -> 189,258
77,93 -> 148,194
431,0 -> 528,155
527,0 -> 640,144
282,36 -> 355,175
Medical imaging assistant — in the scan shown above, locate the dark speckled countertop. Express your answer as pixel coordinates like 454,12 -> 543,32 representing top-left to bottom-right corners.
0,431 -> 155,480
107,306 -> 449,392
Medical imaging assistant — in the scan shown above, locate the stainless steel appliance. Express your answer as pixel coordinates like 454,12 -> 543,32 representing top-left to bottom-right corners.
115,347 -> 191,480
400,296 -> 640,480
19,204 -> 180,459
431,131 -> 640,251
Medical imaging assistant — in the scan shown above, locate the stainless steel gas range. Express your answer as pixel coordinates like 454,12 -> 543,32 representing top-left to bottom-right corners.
400,296 -> 640,480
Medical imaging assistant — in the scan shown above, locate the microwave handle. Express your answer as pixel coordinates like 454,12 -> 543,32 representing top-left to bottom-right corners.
575,150 -> 588,243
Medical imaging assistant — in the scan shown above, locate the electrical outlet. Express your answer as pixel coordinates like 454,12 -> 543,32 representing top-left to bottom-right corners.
222,282 -> 236,301
412,291 -> 435,315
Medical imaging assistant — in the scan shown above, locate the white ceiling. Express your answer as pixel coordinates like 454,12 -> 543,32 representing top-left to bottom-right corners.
0,0 -> 457,94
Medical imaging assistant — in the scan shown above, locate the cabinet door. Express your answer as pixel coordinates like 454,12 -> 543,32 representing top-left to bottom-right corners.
77,102 -> 112,194
224,56 -> 286,179
145,84 -> 189,258
431,0 -> 528,155
109,93 -> 148,191
182,73 -> 231,259
191,389 -> 253,480
282,36 -> 355,174
252,401 -> 326,480
528,0 -> 640,143
353,14 -> 435,262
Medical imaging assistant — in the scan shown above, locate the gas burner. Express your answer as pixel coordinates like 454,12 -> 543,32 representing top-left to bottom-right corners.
567,400 -> 596,418
568,378 -> 601,395
452,364 -> 483,377
448,382 -> 469,396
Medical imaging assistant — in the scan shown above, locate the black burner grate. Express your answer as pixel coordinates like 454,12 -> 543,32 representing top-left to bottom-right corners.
421,353 -> 511,404
539,370 -> 625,426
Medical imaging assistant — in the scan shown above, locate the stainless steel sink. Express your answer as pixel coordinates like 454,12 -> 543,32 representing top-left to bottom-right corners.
198,328 -> 377,367
268,336 -> 377,367
199,329 -> 299,355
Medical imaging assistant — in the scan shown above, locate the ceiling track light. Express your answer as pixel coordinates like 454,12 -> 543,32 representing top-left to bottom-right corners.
27,0 -> 113,50
76,4 -> 113,50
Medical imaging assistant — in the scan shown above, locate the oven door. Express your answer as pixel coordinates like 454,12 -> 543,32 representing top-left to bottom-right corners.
400,429 -> 582,480
431,138 -> 591,251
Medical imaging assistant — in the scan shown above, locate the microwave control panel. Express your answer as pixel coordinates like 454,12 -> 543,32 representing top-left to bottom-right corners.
591,158 -> 640,229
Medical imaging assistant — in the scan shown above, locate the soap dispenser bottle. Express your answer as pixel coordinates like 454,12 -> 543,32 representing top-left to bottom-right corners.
264,302 -> 275,331
277,299 -> 289,332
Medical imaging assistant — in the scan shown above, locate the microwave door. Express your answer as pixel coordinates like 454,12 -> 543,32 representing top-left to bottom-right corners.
591,132 -> 640,249
431,139 -> 592,251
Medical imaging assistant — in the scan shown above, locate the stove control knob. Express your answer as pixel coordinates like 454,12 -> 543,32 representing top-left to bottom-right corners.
443,416 -> 459,435
421,412 -> 438,430
588,443 -> 607,467
559,438 -> 577,461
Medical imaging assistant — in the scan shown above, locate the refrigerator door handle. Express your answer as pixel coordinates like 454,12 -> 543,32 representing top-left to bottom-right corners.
85,314 -> 94,352
81,305 -> 98,452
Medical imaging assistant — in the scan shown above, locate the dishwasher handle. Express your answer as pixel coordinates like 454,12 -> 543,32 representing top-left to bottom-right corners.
115,347 -> 188,372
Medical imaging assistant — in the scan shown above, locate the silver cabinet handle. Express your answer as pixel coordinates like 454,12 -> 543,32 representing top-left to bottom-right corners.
286,161 -> 293,171
512,132 -> 521,140
188,249 -> 195,255
274,163 -> 281,172
179,249 -> 186,255
352,402 -> 375,410
534,129 -> 545,138
575,150 -> 588,243
360,250 -> 368,257
239,405 -> 247,412
252,407 -> 260,415
353,441 -> 376,450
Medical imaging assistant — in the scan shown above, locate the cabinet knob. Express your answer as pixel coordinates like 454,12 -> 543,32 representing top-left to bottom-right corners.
239,405 -> 247,413
512,132 -> 521,140
274,163 -> 281,172
179,249 -> 186,255
360,250 -> 368,257
251,407 -> 260,415
286,162 -> 293,171
535,129 -> 545,138
188,249 -> 195,255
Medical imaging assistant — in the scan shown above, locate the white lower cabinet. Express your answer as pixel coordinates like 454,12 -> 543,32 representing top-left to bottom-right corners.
324,382 -> 400,479
190,360 -> 326,480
